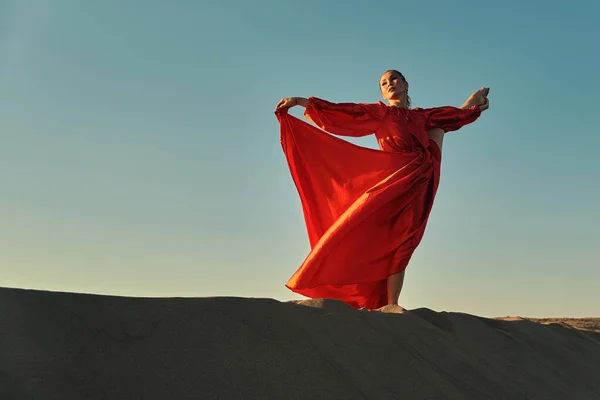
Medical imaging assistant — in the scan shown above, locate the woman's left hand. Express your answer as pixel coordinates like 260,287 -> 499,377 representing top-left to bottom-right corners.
460,87 -> 490,111
474,87 -> 490,111
479,95 -> 490,111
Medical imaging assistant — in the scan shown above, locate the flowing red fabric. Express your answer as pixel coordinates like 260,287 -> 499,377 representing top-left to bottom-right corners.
277,97 -> 481,309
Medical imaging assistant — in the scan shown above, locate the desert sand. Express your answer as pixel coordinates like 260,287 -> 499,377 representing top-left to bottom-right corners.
1,287 -> 599,399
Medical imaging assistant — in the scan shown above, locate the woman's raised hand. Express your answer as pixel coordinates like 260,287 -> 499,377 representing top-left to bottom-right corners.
276,97 -> 298,111
473,87 -> 490,111
461,87 -> 490,111
478,87 -> 490,111
275,97 -> 308,112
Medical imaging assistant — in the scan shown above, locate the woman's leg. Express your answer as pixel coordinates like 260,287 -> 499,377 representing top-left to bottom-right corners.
386,270 -> 405,305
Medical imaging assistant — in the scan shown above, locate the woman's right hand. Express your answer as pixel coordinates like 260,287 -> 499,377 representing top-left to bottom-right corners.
275,97 -> 298,111
275,97 -> 308,112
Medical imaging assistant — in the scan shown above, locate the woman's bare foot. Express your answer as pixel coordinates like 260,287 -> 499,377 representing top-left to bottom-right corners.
376,304 -> 407,314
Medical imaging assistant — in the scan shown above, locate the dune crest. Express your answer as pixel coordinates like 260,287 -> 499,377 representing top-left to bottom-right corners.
1,287 -> 599,399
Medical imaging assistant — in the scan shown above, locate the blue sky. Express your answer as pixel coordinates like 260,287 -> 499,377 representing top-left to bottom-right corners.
1,0 -> 598,317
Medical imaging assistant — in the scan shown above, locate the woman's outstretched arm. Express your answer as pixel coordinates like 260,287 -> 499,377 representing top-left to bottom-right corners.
427,88 -> 489,151
275,96 -> 386,137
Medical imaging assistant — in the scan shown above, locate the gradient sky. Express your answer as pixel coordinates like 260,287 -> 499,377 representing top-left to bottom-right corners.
1,0 -> 598,317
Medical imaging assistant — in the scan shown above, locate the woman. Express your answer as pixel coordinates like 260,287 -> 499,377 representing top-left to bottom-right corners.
275,70 -> 489,310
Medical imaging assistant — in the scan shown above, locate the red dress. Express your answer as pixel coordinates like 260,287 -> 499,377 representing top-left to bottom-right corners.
277,97 -> 481,309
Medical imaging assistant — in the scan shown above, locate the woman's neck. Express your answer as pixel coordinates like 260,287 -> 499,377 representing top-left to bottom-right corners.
388,99 -> 408,108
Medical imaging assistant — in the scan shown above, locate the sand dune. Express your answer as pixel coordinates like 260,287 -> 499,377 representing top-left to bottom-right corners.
1,287 -> 599,399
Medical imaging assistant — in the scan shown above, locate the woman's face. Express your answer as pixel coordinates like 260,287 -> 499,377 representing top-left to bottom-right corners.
379,71 -> 407,102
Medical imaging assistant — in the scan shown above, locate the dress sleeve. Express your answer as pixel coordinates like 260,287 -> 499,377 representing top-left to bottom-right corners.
421,105 -> 482,132
303,96 -> 387,137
